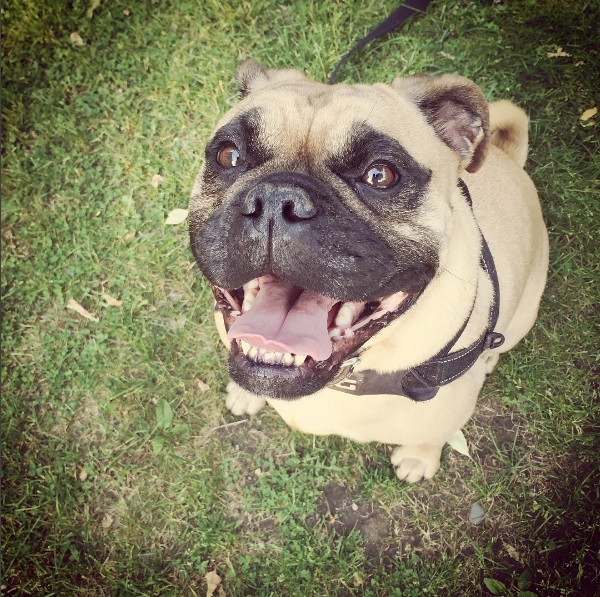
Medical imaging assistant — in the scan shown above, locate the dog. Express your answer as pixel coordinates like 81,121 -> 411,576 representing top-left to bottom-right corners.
189,60 -> 548,482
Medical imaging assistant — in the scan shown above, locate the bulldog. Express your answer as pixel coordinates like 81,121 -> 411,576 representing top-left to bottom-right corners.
189,60 -> 548,482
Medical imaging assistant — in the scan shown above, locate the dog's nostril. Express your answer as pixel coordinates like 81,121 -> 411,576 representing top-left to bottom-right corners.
282,200 -> 316,222
240,195 -> 263,217
286,197 -> 317,220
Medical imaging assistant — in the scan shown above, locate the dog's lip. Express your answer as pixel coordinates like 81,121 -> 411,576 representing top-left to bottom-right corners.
212,278 -> 415,384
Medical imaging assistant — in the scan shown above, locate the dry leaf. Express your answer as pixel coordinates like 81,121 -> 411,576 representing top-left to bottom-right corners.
165,208 -> 189,225
446,429 -> 471,457
101,513 -> 114,529
67,299 -> 99,322
79,468 -> 88,482
70,32 -> 84,46
151,174 -> 164,188
205,570 -> 222,597
102,293 -> 123,307
547,47 -> 571,58
196,378 -> 210,392
580,107 -> 597,121
123,230 -> 136,241
504,542 -> 523,563
123,9 -> 131,16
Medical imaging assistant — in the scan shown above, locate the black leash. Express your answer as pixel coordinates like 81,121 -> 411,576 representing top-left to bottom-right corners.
327,0 -> 432,85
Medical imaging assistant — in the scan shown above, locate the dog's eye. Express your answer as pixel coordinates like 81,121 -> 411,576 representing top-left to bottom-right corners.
361,163 -> 398,188
217,143 -> 243,169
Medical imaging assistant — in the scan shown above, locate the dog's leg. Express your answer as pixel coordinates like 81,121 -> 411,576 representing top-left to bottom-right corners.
390,444 -> 444,483
225,381 -> 266,416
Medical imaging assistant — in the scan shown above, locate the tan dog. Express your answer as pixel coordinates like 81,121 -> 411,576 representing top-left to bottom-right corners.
189,61 -> 548,482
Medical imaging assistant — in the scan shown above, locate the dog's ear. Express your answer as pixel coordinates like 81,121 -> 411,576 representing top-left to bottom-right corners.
237,59 -> 308,97
393,74 -> 490,173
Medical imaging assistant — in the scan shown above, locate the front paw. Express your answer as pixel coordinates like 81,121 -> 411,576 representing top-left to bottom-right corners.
225,381 -> 266,416
390,444 -> 442,483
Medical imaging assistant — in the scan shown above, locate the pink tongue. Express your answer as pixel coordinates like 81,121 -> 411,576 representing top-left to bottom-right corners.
227,274 -> 336,361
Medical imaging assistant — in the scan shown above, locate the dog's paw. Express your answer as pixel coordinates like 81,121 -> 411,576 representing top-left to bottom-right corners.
390,445 -> 442,483
225,382 -> 266,416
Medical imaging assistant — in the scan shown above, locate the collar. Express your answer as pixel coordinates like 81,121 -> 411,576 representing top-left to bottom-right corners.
326,179 -> 505,401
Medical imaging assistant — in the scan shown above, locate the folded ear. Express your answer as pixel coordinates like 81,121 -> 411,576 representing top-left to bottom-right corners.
393,74 -> 490,173
237,59 -> 308,97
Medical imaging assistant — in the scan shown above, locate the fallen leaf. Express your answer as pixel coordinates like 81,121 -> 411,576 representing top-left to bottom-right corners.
446,429 -> 471,457
165,208 -> 189,225
67,299 -> 99,322
123,9 -> 131,16
547,47 -> 571,58
102,293 -> 123,307
101,513 -> 114,529
151,174 -> 164,188
205,570 -> 222,597
196,378 -> 210,392
469,502 -> 485,525
580,107 -> 597,121
70,32 -> 84,46
79,468 -> 88,482
504,542 -> 522,563
122,230 -> 136,241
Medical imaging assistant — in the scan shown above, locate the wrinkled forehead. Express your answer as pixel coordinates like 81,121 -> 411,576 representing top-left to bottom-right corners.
212,81 -> 432,160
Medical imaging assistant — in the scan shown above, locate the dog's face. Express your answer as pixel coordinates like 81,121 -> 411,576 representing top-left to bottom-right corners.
189,61 -> 489,399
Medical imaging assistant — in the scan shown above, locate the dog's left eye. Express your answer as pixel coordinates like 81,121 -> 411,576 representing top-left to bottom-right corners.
217,143 -> 244,169
361,163 -> 398,188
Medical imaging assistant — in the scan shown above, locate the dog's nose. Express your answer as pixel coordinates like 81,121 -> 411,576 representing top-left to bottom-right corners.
240,182 -> 317,224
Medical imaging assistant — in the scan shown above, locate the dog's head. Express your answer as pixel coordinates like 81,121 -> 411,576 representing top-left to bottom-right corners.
189,60 -> 489,399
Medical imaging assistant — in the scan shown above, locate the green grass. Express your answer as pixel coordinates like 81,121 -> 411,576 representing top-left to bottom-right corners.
2,0 -> 598,594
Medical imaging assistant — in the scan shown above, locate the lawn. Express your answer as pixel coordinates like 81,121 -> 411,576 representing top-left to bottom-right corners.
2,0 -> 598,595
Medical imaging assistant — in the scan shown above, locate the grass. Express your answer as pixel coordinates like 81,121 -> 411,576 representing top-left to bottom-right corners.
2,0 -> 598,594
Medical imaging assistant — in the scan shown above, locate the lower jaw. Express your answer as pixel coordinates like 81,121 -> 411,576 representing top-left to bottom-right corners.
228,353 -> 330,399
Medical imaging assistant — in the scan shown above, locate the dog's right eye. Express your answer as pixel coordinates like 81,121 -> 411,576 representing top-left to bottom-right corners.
217,143 -> 244,169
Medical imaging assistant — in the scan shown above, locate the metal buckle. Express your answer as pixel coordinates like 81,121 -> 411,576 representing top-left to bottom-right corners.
484,332 -> 505,350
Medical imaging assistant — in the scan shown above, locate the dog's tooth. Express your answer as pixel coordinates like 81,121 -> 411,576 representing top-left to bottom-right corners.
294,354 -> 307,366
335,302 -> 364,329
248,346 -> 258,361
335,304 -> 353,327
245,278 -> 260,290
240,340 -> 251,355
242,294 -> 255,312
263,351 -> 277,364
329,327 -> 342,338
282,353 -> 294,366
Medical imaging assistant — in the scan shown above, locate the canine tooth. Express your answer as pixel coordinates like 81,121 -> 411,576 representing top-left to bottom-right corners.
248,346 -> 258,361
329,327 -> 342,338
335,302 -> 364,329
335,304 -> 354,327
245,278 -> 260,290
294,354 -> 307,366
240,340 -> 252,355
242,294 -> 255,312
282,353 -> 294,366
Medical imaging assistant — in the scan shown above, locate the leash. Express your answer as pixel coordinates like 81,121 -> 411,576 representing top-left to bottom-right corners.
327,0 -> 432,85
327,180 -> 505,401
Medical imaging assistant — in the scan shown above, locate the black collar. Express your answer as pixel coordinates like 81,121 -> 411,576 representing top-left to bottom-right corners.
326,180 -> 505,401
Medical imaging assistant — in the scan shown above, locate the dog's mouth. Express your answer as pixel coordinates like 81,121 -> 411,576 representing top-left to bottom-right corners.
213,273 -> 416,399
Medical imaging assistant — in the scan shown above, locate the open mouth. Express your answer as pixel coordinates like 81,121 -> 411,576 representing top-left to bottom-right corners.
213,273 -> 416,398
